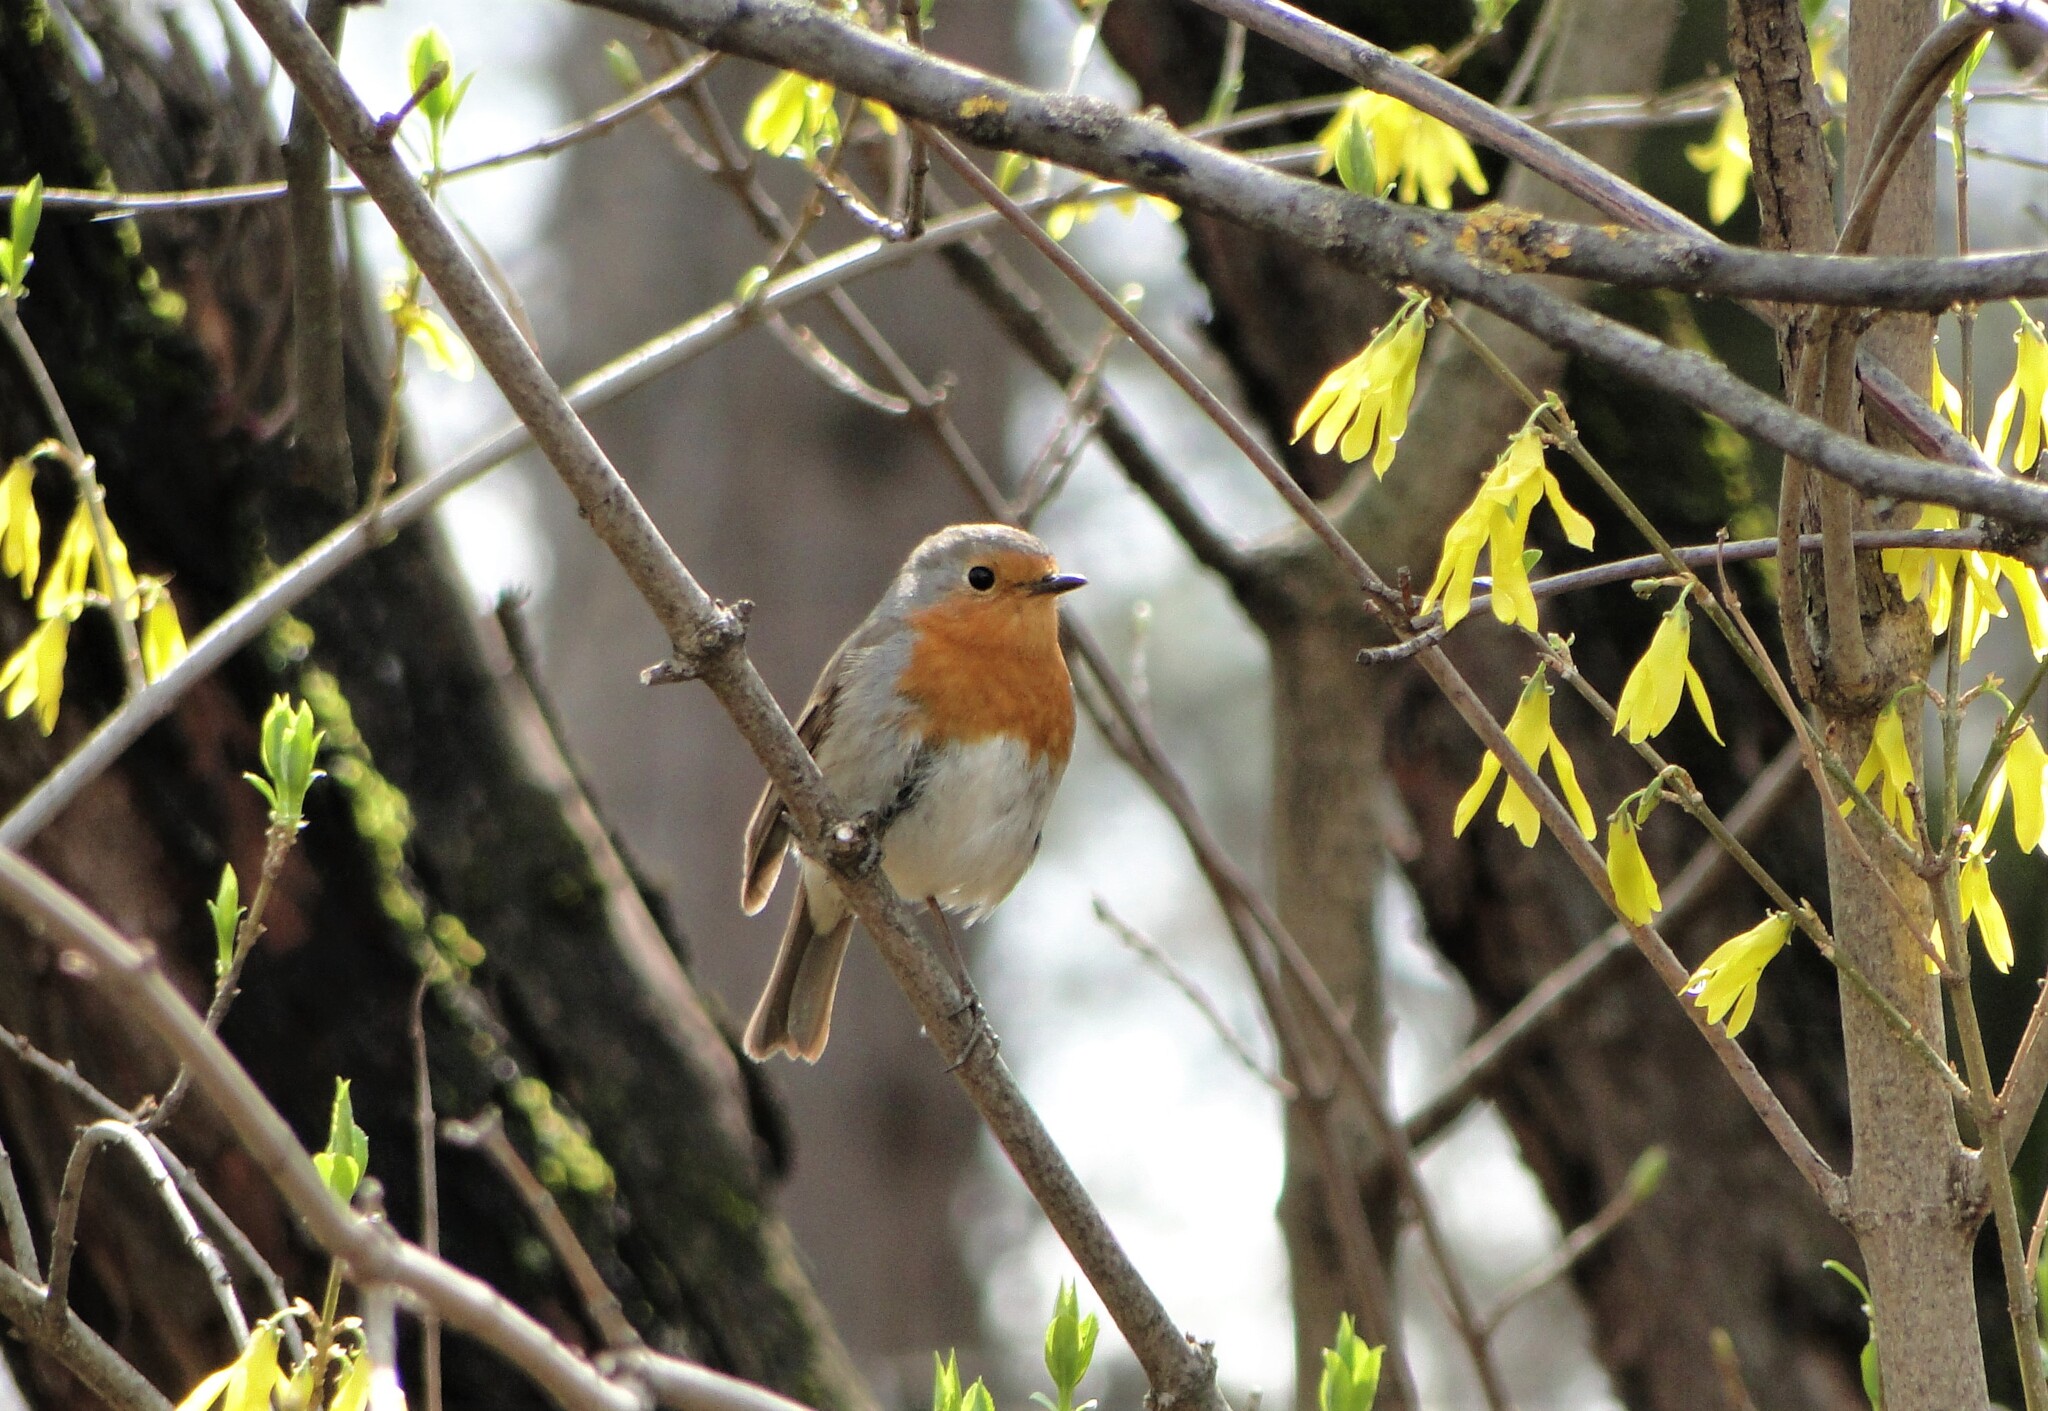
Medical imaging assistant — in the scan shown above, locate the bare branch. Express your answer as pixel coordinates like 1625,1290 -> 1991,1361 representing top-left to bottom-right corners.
0,1132 -> 36,1279
442,1108 -> 642,1352
0,1257 -> 172,1411
43,1120 -> 248,1343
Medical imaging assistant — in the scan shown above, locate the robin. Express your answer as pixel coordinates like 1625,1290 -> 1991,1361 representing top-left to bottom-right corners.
740,523 -> 1086,1062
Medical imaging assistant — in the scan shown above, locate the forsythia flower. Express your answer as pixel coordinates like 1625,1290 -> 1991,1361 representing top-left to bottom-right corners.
1422,426 -> 1594,631
1686,90 -> 1752,225
38,501 -> 97,621
1844,698 -> 1916,834
0,617 -> 67,735
1605,810 -> 1660,924
1687,911 -> 1792,1037
1611,598 -> 1722,745
1934,359 -> 1965,433
1884,501 -> 2048,660
139,582 -> 187,684
1291,293 -> 1429,476
1453,664 -> 1597,846
0,455 -> 37,596
1957,851 -> 2014,973
743,70 -> 897,162
1986,305 -> 2048,472
383,290 -> 474,381
1044,190 -> 1180,241
1979,722 -> 2048,854
1314,85 -> 1488,210
175,1319 -> 282,1411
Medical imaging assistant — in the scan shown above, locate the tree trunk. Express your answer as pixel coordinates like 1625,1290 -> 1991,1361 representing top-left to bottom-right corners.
0,4 -> 864,1408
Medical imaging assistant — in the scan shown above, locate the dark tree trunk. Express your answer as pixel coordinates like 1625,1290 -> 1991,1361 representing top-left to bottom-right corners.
0,4 -> 865,1408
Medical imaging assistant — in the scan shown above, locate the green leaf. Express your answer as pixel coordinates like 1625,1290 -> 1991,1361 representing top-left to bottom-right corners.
993,151 -> 1032,194
207,865 -> 243,980
314,1077 -> 370,1204
408,28 -> 452,108
932,1352 -> 964,1411
1318,1314 -> 1384,1411
1332,108 -> 1376,196
253,695 -> 326,827
959,1380 -> 995,1411
1822,1261 -> 1881,1411
1626,1145 -> 1668,1200
1042,1281 -> 1098,1411
604,40 -> 645,91
6,174 -> 42,294
735,265 -> 770,303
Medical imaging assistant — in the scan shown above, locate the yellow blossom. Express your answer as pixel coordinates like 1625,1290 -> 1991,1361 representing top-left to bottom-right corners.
1958,852 -> 2014,973
0,455 -> 37,597
383,289 -> 474,381
1986,306 -> 2048,472
1843,698 -> 1916,834
1687,911 -> 1792,1037
743,69 -> 840,159
1884,502 -> 1961,627
1605,810 -> 1660,924
1314,87 -> 1488,210
38,501 -> 96,621
1453,664 -> 1597,846
0,617 -> 67,734
140,583 -> 187,684
175,1321 -> 282,1411
1611,598 -> 1721,745
1422,427 -> 1594,632
1686,91 -> 1751,226
2007,724 -> 2048,852
1934,359 -> 1965,432
1045,190 -> 1180,241
1291,293 -> 1429,476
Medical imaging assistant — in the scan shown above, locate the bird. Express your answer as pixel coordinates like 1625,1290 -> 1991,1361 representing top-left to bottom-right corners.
740,523 -> 1085,1062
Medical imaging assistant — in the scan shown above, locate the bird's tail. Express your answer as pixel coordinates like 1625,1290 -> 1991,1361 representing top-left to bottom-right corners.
743,889 -> 856,1062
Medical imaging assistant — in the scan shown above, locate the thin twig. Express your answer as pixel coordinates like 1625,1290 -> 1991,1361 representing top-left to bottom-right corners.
0,1132 -> 36,1279
441,1108 -> 642,1352
1093,897 -> 1296,1097
42,1121 -> 248,1343
1478,1147 -> 1663,1336
412,977 -> 444,1411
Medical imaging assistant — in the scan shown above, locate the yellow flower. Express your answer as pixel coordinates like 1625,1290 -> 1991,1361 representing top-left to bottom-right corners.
1291,293 -> 1429,476
1884,502 -> 1961,627
1605,810 -> 1660,924
38,501 -> 96,622
1986,306 -> 2048,472
1422,427 -> 1594,631
383,289 -> 474,381
1934,358 -> 1965,432
0,616 -> 68,734
1453,664 -> 1597,846
1843,698 -> 1916,834
0,456 -> 37,597
1958,852 -> 2014,972
1611,598 -> 1722,745
140,583 -> 187,684
1687,911 -> 1792,1037
2007,724 -> 2048,852
1314,87 -> 1488,210
1045,190 -> 1180,241
743,69 -> 840,159
175,1320 -> 282,1411
1686,91 -> 1751,226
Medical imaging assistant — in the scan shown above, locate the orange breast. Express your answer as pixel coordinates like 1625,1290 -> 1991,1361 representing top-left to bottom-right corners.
898,596 -> 1075,765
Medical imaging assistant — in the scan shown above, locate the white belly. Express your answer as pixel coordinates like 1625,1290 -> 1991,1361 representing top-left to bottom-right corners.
881,735 -> 1060,918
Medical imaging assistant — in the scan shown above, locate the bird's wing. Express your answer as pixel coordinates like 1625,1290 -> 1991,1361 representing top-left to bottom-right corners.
741,655 -> 843,915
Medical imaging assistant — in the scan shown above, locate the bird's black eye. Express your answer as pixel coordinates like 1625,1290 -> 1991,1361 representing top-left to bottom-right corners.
967,565 -> 996,591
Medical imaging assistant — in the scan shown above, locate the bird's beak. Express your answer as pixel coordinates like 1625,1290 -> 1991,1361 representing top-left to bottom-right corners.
1028,572 -> 1087,596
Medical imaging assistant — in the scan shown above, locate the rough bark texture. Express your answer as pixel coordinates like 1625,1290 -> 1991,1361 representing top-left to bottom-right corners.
0,4 -> 864,1408
1100,0 -> 1874,1406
